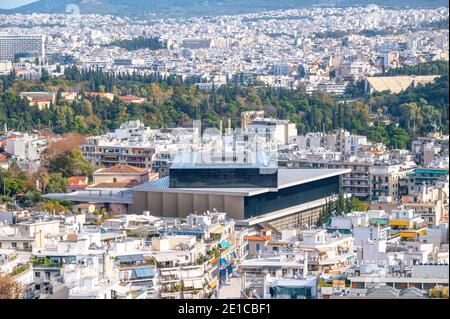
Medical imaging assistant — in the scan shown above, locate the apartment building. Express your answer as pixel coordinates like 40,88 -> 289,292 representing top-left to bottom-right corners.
288,153 -> 373,200
239,252 -> 317,299
388,209 -> 427,241
80,120 -> 197,171
403,184 -> 448,227
370,164 -> 412,201
408,168 -> 449,193
0,35 -> 45,61
330,159 -> 373,200
348,263 -> 449,291
412,133 -> 449,167
246,117 -> 298,145
5,132 -> 48,172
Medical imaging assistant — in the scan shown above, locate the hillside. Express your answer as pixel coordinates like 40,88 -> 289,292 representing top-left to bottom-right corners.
3,0 -> 448,17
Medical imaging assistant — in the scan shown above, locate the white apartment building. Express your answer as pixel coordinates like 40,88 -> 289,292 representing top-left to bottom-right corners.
246,118 -> 297,145
0,35 -> 45,61
239,252 -> 317,299
6,133 -> 48,162
81,120 -> 198,172
5,132 -> 48,172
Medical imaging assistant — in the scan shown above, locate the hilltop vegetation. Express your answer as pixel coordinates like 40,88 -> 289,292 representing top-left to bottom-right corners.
382,60 -> 449,76
106,37 -> 166,51
0,65 -> 448,150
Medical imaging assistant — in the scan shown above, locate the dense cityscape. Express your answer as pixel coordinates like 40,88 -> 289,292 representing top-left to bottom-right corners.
0,0 -> 448,301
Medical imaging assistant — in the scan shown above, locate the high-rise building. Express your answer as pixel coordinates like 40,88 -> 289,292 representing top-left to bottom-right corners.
0,35 -> 46,61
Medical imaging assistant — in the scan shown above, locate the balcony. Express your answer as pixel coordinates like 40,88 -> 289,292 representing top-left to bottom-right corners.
343,176 -> 369,180
11,262 -> 31,277
342,183 -> 369,187
32,258 -> 63,269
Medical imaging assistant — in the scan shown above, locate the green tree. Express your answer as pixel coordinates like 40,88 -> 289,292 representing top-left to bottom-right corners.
48,149 -> 94,179
351,197 -> 369,211
38,172 -> 49,194
386,125 -> 411,149
40,68 -> 50,82
20,190 -> 42,207
47,173 -> 68,193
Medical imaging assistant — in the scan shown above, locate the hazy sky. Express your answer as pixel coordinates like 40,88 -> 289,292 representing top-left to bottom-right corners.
0,0 -> 37,9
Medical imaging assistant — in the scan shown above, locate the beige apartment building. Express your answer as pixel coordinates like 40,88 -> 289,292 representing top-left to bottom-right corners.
81,138 -> 156,170
370,165 -> 410,201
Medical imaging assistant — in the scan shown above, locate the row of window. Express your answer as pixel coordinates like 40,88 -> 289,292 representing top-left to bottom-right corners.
244,176 -> 340,218
169,168 -> 278,188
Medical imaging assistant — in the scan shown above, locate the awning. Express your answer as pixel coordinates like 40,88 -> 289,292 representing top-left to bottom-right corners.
130,254 -> 145,262
116,255 -> 132,263
116,254 -> 145,263
209,279 -> 218,289
211,225 -> 225,234
219,240 -> 231,248
208,257 -> 218,265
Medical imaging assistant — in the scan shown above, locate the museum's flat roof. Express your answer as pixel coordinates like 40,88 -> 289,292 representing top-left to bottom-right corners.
132,168 -> 350,196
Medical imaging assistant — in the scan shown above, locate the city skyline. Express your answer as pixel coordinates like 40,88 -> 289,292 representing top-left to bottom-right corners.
0,2 -> 448,303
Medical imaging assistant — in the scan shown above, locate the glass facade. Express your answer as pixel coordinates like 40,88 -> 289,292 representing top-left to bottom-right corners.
169,167 -> 278,188
269,286 -> 313,299
244,176 -> 339,218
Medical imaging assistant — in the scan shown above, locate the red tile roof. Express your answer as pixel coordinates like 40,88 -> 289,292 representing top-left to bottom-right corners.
67,176 -> 88,184
91,179 -> 140,188
95,164 -> 147,174
244,235 -> 272,241
118,95 -> 144,101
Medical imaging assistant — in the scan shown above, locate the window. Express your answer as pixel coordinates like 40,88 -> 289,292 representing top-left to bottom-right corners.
35,272 -> 41,278
169,167 -> 278,188
11,242 -> 17,248
255,243 -> 260,251
244,176 -> 339,218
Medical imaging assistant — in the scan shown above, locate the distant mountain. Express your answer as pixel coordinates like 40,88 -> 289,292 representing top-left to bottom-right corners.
4,0 -> 449,17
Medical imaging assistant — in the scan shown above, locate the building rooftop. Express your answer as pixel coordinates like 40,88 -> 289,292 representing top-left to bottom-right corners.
133,168 -> 350,196
94,164 -> 148,174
